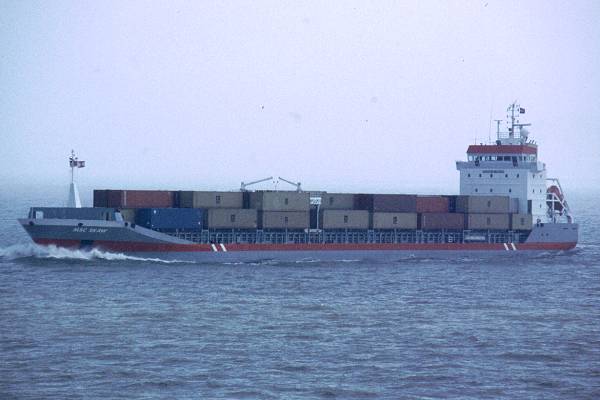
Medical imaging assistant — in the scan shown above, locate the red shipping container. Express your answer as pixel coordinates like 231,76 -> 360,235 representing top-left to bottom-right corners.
104,190 -> 174,208
125,190 -> 173,208
416,196 -> 449,213
93,190 -> 108,207
420,213 -> 465,230
107,190 -> 124,207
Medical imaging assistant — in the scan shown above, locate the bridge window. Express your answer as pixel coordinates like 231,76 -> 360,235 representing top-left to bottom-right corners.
475,188 -> 478,193
490,188 -> 493,193
468,173 -> 471,177
490,174 -> 493,178
479,174 -> 482,178
216,195 -> 221,204
517,174 -> 520,178
505,174 -> 508,178
509,188 -> 512,193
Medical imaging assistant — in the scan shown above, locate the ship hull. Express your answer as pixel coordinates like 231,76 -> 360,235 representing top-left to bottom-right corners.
19,218 -> 578,261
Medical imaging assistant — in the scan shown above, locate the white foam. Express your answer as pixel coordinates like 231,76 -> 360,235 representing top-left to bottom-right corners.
0,243 -> 188,264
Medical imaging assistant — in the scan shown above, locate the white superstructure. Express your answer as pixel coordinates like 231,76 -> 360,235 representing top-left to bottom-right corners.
456,103 -> 570,224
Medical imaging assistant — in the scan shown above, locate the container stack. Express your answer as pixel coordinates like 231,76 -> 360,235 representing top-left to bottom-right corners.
250,191 -> 310,229
92,188 -> 533,233
456,195 -> 511,230
415,195 -> 462,230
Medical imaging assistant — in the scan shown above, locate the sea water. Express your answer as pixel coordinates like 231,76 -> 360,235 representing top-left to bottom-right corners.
1,186 -> 599,399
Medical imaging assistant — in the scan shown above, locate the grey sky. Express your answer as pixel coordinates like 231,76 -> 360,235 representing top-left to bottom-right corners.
1,1 -> 599,195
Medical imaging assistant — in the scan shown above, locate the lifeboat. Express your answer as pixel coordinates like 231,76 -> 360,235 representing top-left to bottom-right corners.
546,185 -> 564,212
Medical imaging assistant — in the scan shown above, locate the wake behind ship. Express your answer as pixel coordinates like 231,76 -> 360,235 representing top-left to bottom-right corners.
19,104 -> 578,260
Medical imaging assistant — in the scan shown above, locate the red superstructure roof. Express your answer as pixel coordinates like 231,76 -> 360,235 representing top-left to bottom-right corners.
467,144 -> 537,155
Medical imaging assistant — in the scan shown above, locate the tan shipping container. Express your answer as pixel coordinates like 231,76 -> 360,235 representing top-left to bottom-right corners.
250,191 -> 310,211
372,212 -> 417,229
511,213 -> 533,230
208,208 -> 257,229
322,210 -> 369,229
179,191 -> 243,209
261,211 -> 309,229
319,193 -> 355,210
456,195 -> 510,214
467,213 -> 510,230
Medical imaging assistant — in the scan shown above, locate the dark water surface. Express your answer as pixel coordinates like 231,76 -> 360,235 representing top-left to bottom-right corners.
1,187 -> 599,399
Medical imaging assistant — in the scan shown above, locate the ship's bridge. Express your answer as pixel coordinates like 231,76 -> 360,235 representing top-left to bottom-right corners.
466,144 -> 537,161
458,143 -> 544,173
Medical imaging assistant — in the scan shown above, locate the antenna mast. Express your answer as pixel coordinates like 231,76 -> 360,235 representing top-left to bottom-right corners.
67,150 -> 85,208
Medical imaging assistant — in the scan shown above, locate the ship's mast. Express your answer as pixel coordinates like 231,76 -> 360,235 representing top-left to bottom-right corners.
68,150 -> 84,208
500,102 -> 531,144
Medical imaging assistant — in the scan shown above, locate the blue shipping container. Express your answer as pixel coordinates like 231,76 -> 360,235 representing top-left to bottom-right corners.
136,208 -> 204,231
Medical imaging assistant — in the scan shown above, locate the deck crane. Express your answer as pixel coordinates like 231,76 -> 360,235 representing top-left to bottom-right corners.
240,176 -> 273,191
278,177 -> 302,192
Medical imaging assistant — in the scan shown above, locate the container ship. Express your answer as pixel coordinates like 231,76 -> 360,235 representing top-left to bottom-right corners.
19,104 -> 578,260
